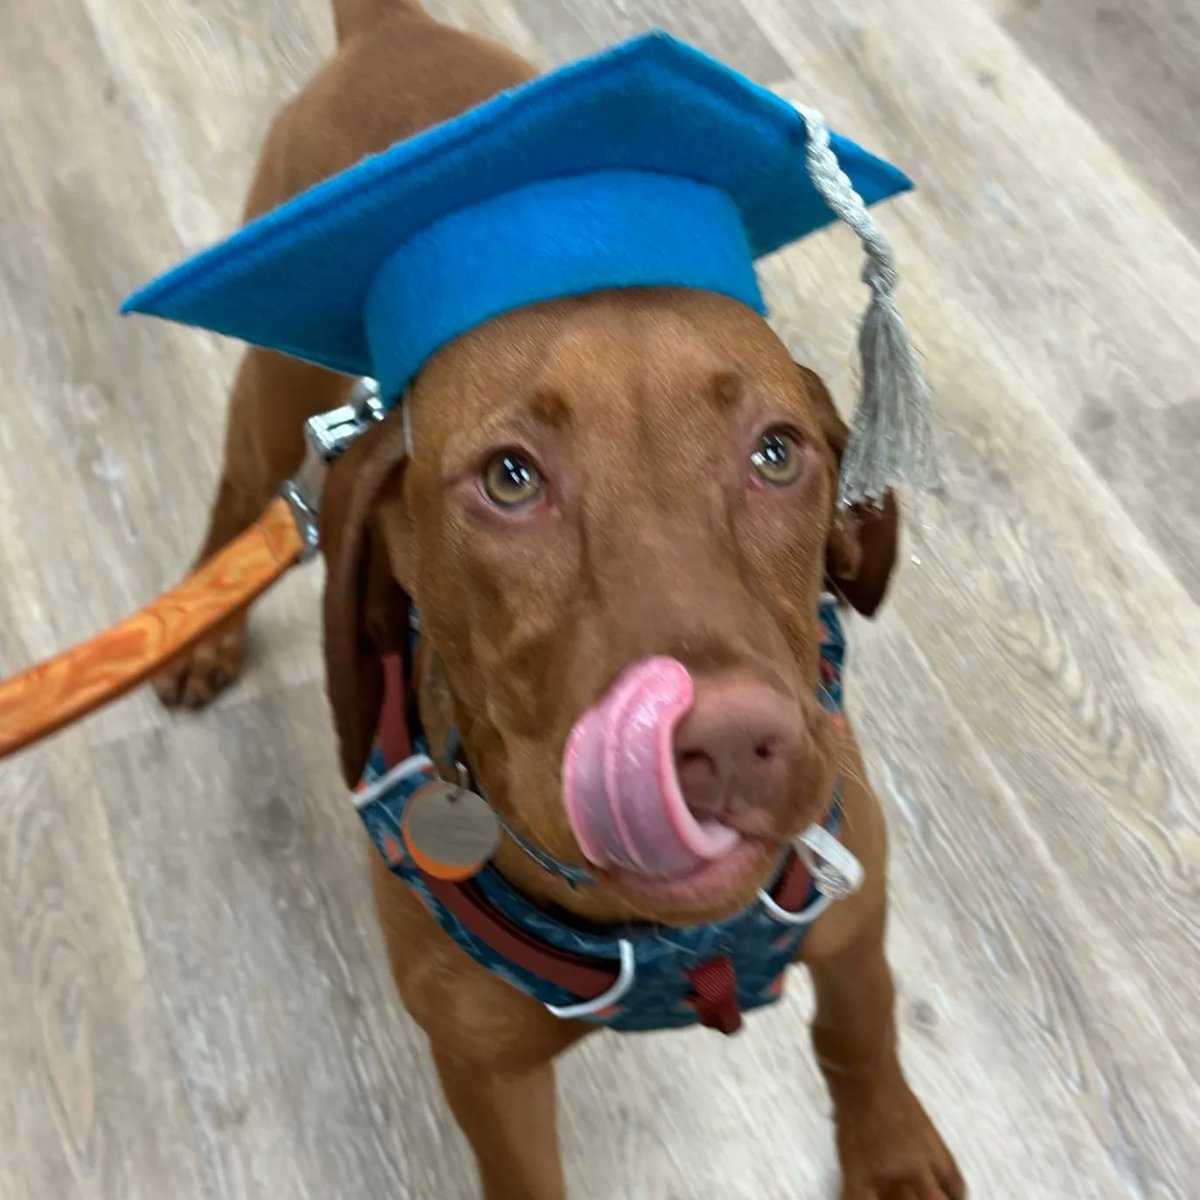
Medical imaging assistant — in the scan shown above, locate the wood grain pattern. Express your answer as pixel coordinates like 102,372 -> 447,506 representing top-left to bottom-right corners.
996,0 -> 1200,246
0,745 -> 208,1200
1,1 -> 1198,1198
506,0 -> 790,82
0,497 -> 302,760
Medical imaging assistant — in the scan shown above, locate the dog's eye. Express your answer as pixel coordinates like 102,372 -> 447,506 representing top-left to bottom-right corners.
482,451 -> 543,508
750,429 -> 803,486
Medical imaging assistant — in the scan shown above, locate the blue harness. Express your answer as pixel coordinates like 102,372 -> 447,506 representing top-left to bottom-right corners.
354,600 -> 849,1034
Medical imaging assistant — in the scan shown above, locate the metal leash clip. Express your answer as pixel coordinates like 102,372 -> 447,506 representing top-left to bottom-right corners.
797,825 -> 864,900
758,824 -> 864,926
281,377 -> 385,558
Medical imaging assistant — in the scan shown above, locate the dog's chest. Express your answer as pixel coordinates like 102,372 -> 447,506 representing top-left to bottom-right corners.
352,600 -> 849,1036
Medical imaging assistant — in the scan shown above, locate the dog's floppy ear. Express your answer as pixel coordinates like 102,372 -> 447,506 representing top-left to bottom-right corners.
320,414 -> 412,786
797,364 -> 900,616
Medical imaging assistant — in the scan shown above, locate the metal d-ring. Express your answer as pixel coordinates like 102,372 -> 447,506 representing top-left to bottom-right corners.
798,825 -> 864,900
544,939 -> 636,1020
758,886 -> 835,927
352,753 -> 437,810
758,822 -> 865,925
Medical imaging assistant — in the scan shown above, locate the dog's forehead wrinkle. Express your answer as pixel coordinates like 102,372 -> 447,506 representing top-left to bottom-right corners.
708,366 -> 747,411
526,386 -> 573,428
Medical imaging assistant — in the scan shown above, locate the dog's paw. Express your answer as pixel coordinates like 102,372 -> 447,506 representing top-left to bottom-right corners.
153,621 -> 247,709
833,1073 -> 965,1200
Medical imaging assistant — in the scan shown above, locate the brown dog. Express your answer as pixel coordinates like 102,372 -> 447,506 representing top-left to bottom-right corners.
155,2 -> 964,1196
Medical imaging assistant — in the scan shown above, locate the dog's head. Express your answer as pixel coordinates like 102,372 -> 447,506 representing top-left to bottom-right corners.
322,289 -> 897,923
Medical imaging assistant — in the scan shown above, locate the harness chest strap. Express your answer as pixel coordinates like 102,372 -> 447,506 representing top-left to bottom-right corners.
372,653 -> 826,1013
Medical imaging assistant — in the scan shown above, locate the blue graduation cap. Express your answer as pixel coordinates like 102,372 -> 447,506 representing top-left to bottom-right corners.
124,31 -> 938,504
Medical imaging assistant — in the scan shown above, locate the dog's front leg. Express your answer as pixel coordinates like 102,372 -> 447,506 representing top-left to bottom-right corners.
432,1046 -> 568,1200
802,879 -> 965,1199
372,855 -> 586,1199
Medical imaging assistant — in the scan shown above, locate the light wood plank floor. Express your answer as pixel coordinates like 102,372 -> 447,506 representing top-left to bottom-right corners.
1,1 -> 1197,1196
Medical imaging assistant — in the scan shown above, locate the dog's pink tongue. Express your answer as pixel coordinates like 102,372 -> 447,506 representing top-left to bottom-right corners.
563,658 -> 741,878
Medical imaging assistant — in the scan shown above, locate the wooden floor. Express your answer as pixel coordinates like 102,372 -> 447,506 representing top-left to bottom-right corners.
1,1 -> 1198,1196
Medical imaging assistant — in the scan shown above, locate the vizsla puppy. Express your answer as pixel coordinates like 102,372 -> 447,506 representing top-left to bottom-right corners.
153,2 -> 964,1197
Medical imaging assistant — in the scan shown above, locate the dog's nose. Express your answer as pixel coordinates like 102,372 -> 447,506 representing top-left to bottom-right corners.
673,675 -> 800,818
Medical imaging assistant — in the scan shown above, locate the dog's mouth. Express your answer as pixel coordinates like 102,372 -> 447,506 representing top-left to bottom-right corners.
561,657 -> 806,897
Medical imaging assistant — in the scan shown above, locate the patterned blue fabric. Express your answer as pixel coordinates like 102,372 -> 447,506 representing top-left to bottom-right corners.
355,599 -> 849,1032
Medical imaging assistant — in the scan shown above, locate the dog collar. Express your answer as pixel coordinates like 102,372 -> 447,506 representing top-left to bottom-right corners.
350,599 -> 862,1034
440,726 -> 596,890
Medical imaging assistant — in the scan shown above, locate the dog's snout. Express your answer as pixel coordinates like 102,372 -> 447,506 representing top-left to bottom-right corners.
673,675 -> 801,817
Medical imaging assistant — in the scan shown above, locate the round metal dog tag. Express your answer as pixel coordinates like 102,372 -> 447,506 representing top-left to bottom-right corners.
401,781 -> 500,882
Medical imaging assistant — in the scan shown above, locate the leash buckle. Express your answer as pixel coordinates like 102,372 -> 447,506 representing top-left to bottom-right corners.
758,822 -> 864,926
281,377 -> 385,558
798,825 -> 864,900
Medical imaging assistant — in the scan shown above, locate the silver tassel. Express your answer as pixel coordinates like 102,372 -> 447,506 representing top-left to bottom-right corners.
793,104 -> 941,507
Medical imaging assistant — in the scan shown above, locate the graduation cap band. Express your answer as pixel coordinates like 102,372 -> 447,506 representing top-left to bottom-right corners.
365,169 -> 764,400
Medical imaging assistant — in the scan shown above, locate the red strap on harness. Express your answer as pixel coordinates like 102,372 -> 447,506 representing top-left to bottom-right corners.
687,955 -> 743,1034
772,847 -> 817,912
377,653 -> 817,1018
423,875 -> 622,997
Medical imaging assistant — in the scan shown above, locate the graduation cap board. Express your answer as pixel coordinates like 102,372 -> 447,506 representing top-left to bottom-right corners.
123,31 -> 939,505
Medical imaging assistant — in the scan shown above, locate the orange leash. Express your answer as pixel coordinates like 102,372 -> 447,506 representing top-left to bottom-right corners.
0,497 -> 304,762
